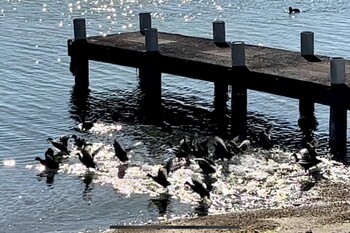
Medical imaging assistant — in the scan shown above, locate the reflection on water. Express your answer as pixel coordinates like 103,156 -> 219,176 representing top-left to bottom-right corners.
194,200 -> 210,217
68,85 -> 327,153
148,193 -> 171,216
37,171 -> 56,187
81,172 -> 94,204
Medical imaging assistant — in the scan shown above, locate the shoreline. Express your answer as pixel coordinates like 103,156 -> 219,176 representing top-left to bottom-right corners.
107,202 -> 350,233
107,182 -> 350,233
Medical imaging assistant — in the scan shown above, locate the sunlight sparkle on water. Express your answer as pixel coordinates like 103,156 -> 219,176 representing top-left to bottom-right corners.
3,159 -> 15,167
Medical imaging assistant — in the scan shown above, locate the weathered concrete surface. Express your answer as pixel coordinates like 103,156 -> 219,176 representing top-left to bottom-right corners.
86,32 -> 350,87
68,32 -> 350,109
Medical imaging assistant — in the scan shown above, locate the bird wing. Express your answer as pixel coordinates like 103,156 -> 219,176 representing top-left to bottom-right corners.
164,158 -> 173,175
158,167 -> 168,179
91,145 -> 104,158
214,136 -> 228,151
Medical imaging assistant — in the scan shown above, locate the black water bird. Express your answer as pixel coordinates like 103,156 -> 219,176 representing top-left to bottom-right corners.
113,139 -> 129,162
47,136 -> 70,154
291,152 -> 322,174
147,167 -> 171,188
258,126 -> 273,150
213,136 -> 232,160
164,157 -> 173,176
35,149 -> 59,170
167,137 -> 193,160
77,152 -> 96,169
192,138 -> 210,158
229,137 -> 251,154
113,139 -> 142,163
81,121 -> 94,131
45,147 -> 67,162
289,7 -> 300,14
77,145 -> 103,169
194,158 -> 216,175
185,178 -> 210,199
71,134 -> 91,149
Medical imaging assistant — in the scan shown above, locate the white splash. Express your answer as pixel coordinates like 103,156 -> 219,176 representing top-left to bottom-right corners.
3,159 -> 15,167
27,123 -> 350,217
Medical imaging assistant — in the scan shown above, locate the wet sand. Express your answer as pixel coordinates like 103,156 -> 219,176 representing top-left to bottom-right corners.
107,182 -> 350,233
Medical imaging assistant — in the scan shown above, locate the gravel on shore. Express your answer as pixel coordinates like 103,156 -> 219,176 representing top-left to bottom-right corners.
106,182 -> 350,233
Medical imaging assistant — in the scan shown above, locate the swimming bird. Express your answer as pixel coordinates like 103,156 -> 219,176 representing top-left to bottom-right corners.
192,138 -> 210,158
45,148 -> 67,162
76,152 -> 96,169
194,158 -> 216,175
147,167 -> 171,188
47,136 -> 70,154
71,134 -> 91,149
258,126 -> 273,150
185,178 -> 210,199
291,151 -> 321,174
213,136 -> 232,160
35,149 -> 59,170
80,121 -> 94,131
289,7 -> 300,14
167,137 -> 193,160
77,144 -> 104,169
229,136 -> 251,154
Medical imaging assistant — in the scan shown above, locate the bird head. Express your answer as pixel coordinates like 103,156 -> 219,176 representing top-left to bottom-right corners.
45,148 -> 55,156
71,134 -> 77,139
34,157 -> 42,161
47,137 -> 53,142
184,181 -> 191,186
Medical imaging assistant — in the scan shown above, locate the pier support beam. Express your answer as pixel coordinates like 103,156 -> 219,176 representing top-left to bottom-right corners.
298,98 -> 317,136
329,57 -> 347,162
71,18 -> 89,89
230,41 -> 247,138
139,28 -> 162,123
139,13 -> 152,35
213,80 -> 228,137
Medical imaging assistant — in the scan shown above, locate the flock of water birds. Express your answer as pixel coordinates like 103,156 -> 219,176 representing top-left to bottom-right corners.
34,120 -> 323,205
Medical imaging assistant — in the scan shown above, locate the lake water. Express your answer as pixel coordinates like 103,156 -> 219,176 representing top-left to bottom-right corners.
1,0 -> 350,232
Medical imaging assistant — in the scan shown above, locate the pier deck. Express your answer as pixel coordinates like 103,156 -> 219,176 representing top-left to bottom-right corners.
68,31 -> 350,109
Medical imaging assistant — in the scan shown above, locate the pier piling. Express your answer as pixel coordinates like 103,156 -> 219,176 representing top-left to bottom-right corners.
213,20 -> 229,136
71,18 -> 89,89
138,28 -> 162,122
329,57 -> 347,161
230,41 -> 247,137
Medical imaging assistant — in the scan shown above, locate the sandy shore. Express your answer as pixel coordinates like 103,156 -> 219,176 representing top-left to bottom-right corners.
107,182 -> 350,233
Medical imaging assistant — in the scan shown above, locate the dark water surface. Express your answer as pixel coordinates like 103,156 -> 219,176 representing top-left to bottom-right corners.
1,0 -> 350,232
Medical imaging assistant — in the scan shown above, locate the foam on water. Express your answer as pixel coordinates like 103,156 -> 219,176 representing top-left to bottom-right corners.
27,122 -> 350,219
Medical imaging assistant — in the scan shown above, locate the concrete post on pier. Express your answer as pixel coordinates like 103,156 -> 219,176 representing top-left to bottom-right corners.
213,21 -> 228,47
230,41 -> 247,138
70,18 -> 89,89
329,57 -> 347,162
138,28 -> 162,123
139,13 -> 152,35
300,31 -> 320,62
